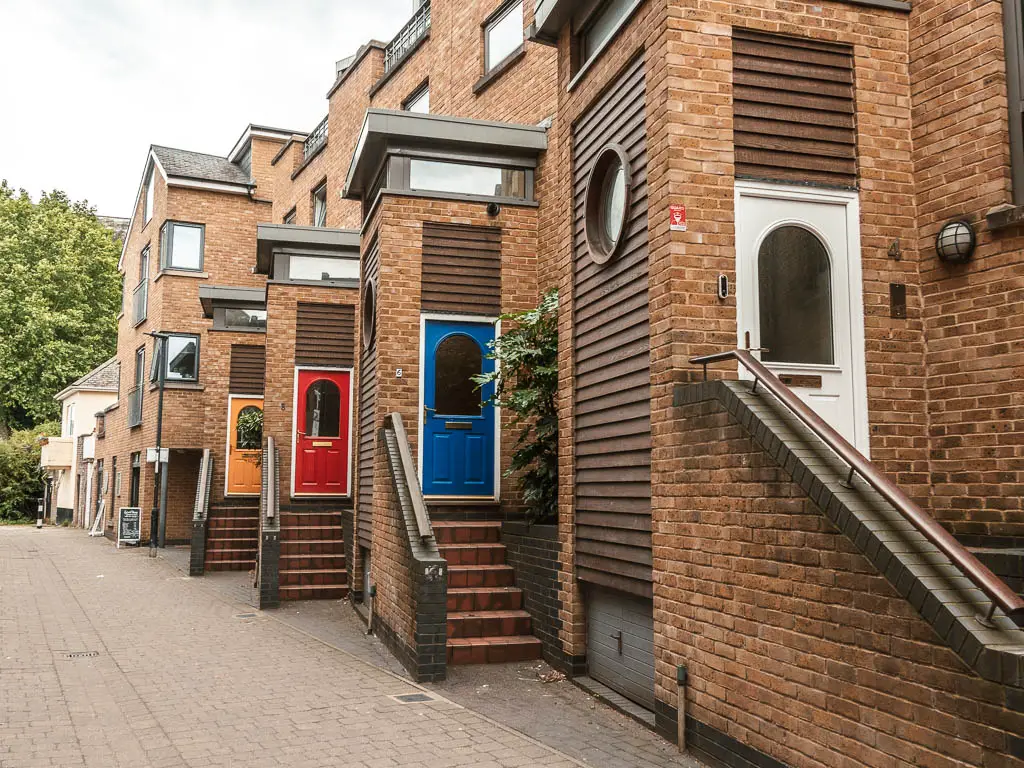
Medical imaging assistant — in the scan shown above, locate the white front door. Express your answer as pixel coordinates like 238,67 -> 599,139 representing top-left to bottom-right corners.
736,181 -> 869,453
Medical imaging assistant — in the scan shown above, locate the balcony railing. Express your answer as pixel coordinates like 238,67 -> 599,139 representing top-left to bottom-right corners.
132,280 -> 148,326
384,1 -> 431,75
303,115 -> 329,160
127,385 -> 143,428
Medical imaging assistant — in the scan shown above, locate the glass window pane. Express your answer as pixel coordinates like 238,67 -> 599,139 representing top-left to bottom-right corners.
313,186 -> 327,227
290,256 -> 359,281
486,1 -> 523,71
758,226 -> 834,365
409,160 -> 526,198
144,172 -> 154,223
406,87 -> 429,113
434,334 -> 483,416
223,308 -> 267,330
165,335 -> 198,381
306,380 -> 341,437
169,224 -> 202,270
602,164 -> 626,242
236,405 -> 263,449
582,0 -> 634,63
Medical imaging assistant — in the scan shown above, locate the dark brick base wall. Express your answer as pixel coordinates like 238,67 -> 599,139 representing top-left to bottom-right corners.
655,701 -> 789,768
500,522 -> 563,667
341,507 -> 360,600
189,519 -> 207,576
259,531 -> 280,609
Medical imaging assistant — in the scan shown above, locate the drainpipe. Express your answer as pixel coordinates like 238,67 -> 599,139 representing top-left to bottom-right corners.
146,332 -> 168,556
677,664 -> 688,752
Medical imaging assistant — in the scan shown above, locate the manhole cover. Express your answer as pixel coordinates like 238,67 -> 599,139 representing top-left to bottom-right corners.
234,613 -> 257,619
65,651 -> 99,659
391,693 -> 434,704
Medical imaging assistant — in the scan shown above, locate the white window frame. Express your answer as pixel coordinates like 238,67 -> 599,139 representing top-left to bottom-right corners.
144,168 -> 154,225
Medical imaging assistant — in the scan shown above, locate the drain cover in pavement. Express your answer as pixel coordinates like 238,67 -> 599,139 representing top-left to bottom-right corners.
234,613 -> 257,619
391,693 -> 435,704
65,651 -> 99,659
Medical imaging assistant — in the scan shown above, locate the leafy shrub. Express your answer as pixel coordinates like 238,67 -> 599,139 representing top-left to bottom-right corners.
0,422 -> 56,520
475,289 -> 558,524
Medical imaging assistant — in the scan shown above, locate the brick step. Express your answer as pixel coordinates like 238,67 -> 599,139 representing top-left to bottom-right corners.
206,548 -> 257,561
281,525 -> 344,541
209,507 -> 259,518
448,565 -> 516,588
280,569 -> 348,587
438,543 -> 506,566
281,539 -> 346,556
280,553 -> 346,570
447,587 -> 523,612
206,560 -> 255,572
447,635 -> 542,665
431,520 -> 502,545
447,610 -> 533,639
208,517 -> 259,530
280,512 -> 343,528
206,533 -> 258,545
280,584 -> 349,601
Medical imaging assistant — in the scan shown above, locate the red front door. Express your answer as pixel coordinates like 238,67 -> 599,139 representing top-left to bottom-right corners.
294,369 -> 351,495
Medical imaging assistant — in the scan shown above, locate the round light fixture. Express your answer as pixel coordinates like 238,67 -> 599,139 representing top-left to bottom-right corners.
361,279 -> 376,351
935,220 -> 976,264
584,144 -> 632,265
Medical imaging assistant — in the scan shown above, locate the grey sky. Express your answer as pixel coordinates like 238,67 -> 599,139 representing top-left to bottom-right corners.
0,0 -> 414,217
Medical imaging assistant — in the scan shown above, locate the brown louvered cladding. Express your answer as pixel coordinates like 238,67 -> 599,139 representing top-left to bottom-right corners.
572,53 -> 653,599
229,345 -> 266,395
357,242 -> 380,551
421,223 -> 501,315
295,303 -> 355,367
733,29 -> 857,187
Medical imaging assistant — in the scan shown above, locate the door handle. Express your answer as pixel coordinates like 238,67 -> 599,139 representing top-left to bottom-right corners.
423,405 -> 436,421
612,630 -> 623,655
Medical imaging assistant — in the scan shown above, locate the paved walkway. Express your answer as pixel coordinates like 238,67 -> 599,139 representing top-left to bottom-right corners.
1,528 -> 703,768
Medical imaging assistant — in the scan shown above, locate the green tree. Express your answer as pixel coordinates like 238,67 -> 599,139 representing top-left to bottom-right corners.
0,422 -> 57,520
0,182 -> 122,432
474,288 -> 559,524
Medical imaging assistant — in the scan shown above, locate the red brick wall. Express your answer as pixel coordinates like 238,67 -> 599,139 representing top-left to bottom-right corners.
659,396 -> 1023,768
911,0 -> 1024,543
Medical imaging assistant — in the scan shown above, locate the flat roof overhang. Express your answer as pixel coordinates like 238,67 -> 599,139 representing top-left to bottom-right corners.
198,285 -> 267,317
255,224 -> 361,275
530,0 -> 581,44
343,109 -> 548,200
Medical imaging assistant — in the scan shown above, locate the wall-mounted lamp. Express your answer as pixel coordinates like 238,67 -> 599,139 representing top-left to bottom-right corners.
935,220 -> 976,264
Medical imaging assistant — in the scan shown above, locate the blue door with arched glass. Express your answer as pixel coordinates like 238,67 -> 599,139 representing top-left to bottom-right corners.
422,319 -> 496,497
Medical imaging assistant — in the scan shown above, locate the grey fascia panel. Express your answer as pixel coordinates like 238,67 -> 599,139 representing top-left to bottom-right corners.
532,0 -> 581,42
198,285 -> 266,317
344,109 -> 548,199
256,223 -> 362,274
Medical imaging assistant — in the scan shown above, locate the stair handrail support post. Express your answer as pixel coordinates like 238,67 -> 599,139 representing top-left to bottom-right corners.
188,449 -> 213,576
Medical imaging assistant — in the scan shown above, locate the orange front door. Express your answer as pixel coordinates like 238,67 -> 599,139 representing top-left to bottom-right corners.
227,397 -> 263,495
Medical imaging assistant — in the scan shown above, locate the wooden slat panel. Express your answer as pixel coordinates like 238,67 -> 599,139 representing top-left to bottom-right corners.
732,28 -> 856,187
357,242 -> 379,550
295,303 -> 355,368
421,223 -> 501,315
229,345 -> 265,395
573,53 -> 652,595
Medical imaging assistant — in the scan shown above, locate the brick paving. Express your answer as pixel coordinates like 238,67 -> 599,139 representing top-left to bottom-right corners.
0,528 -> 704,768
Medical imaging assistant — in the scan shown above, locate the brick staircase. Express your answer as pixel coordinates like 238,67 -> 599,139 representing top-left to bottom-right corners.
279,505 -> 348,601
205,500 -> 259,571
434,519 -> 542,665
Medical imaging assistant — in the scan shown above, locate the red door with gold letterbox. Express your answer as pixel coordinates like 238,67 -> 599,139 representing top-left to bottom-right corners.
294,369 -> 351,495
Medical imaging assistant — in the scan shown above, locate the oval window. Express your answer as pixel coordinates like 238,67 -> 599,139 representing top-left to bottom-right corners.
584,144 -> 631,265
434,334 -> 483,416
305,380 -> 341,438
757,225 -> 834,365
362,279 -> 376,351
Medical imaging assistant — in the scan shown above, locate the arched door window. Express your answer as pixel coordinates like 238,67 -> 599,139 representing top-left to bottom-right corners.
305,380 -> 341,437
235,405 -> 263,449
435,334 -> 483,416
758,225 -> 834,365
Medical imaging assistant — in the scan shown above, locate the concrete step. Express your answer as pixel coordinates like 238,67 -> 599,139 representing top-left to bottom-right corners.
438,543 -> 506,566
447,587 -> 523,612
447,610 -> 533,639
447,635 -> 542,665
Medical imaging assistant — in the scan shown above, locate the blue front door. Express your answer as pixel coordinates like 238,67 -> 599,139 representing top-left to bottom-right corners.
422,319 -> 496,497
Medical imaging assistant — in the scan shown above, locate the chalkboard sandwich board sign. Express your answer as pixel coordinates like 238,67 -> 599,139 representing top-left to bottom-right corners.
117,507 -> 142,548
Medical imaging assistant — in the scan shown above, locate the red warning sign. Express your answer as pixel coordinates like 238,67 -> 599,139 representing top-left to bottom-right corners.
669,204 -> 687,232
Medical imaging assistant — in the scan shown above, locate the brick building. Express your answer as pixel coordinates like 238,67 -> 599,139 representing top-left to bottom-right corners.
88,0 -> 1024,765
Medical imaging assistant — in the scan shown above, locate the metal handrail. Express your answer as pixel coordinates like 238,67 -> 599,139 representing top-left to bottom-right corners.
692,348 -> 1024,625
386,412 -> 433,541
303,115 -> 328,160
383,1 -> 431,74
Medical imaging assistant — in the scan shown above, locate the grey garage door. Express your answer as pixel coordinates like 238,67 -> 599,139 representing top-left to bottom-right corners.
585,587 -> 656,711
